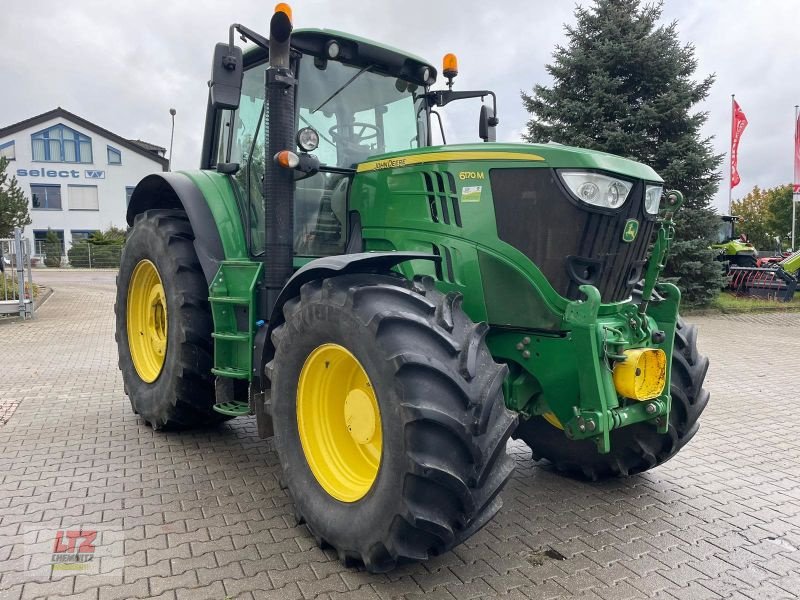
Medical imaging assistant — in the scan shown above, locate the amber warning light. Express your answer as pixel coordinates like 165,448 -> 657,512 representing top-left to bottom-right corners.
443,53 -> 458,89
274,2 -> 292,22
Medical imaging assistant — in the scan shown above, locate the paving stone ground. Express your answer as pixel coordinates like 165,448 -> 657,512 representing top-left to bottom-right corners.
2,270 -> 800,600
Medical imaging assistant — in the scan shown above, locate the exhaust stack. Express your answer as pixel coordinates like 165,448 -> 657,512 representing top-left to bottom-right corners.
263,5 -> 295,316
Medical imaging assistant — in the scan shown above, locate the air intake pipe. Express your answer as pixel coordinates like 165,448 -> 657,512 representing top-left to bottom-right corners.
263,6 -> 295,316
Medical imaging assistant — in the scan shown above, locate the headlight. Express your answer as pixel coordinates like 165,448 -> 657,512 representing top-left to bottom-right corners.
296,127 -> 320,152
644,185 -> 663,215
559,171 -> 632,209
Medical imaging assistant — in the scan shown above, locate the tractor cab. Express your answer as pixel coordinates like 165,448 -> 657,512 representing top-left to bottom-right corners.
203,27 -> 498,261
712,214 -> 758,267
205,29 -> 437,259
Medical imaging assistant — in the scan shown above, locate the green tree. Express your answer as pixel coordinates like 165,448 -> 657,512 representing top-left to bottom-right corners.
731,184 -> 794,253
43,229 -> 62,267
0,156 -> 32,238
89,226 -> 126,246
522,0 -> 725,305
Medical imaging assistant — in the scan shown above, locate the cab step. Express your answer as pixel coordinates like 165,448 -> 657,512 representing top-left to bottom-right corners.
208,261 -> 263,382
212,400 -> 250,416
211,367 -> 251,379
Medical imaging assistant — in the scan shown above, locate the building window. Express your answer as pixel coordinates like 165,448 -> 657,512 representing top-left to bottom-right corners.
68,185 -> 99,210
33,229 -> 64,254
31,184 -> 62,210
71,230 -> 99,242
107,146 -> 122,165
31,124 -> 93,163
0,140 -> 14,160
125,186 -> 136,206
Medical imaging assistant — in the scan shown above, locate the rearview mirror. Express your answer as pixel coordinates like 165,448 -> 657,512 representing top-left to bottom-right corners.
479,104 -> 497,142
209,43 -> 243,110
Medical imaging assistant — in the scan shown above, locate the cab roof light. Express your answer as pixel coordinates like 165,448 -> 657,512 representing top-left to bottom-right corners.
443,53 -> 458,89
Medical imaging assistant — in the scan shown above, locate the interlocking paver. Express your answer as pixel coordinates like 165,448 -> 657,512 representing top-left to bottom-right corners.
1,272 -> 800,599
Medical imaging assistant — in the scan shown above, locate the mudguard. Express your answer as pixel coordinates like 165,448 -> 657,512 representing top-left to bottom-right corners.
127,173 -> 225,284
254,251 -> 439,384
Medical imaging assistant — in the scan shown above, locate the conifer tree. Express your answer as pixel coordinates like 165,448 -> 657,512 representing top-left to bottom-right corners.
0,157 -> 31,238
522,0 -> 725,305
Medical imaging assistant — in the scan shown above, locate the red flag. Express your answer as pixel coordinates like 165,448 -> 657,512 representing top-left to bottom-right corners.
794,109 -> 800,197
730,99 -> 748,189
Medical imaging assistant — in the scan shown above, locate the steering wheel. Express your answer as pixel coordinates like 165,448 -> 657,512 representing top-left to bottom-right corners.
329,122 -> 380,145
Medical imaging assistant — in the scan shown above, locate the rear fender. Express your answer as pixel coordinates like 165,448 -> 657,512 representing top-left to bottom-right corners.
127,172 -> 226,284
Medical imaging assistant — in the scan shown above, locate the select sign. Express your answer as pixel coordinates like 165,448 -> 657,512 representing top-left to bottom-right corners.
16,169 -> 105,180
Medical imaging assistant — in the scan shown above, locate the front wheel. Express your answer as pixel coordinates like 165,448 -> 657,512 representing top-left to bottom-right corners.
115,209 -> 228,430
268,274 -> 517,572
514,318 -> 709,480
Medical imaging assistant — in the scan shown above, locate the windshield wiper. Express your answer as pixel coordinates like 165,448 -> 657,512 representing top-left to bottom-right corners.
312,64 -> 373,114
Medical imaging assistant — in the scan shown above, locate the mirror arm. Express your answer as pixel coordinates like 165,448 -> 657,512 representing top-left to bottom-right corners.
429,89 -> 499,126
430,110 -> 446,145
229,23 -> 270,52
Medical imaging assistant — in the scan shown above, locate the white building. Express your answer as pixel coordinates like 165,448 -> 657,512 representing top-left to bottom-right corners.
0,107 -> 168,253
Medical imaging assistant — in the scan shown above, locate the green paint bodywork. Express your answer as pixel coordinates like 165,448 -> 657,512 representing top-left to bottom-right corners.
181,171 -> 249,260
179,130 -> 680,456
711,239 -> 757,257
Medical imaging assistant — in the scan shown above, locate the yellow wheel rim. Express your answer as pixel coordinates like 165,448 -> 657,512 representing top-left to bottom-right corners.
542,411 -> 564,430
127,259 -> 168,383
296,344 -> 382,502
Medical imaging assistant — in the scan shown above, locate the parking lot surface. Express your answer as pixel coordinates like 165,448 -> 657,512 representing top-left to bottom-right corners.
1,270 -> 800,600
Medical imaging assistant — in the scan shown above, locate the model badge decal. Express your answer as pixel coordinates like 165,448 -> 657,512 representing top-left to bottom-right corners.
461,186 -> 482,203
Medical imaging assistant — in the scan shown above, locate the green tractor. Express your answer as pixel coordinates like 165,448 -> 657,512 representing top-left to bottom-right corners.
115,5 -> 709,572
712,214 -> 758,268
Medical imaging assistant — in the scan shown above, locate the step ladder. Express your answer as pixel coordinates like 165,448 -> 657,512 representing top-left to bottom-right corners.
208,261 -> 263,387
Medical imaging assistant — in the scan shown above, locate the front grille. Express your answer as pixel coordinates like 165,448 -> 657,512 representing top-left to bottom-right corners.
490,168 -> 656,303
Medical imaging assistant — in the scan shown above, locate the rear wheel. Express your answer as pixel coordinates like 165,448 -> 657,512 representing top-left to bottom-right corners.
115,209 -> 228,429
268,274 -> 517,572
514,318 -> 709,480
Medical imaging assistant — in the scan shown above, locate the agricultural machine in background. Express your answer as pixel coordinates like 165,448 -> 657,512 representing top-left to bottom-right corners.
712,215 -> 758,268
115,5 -> 710,572
729,246 -> 800,301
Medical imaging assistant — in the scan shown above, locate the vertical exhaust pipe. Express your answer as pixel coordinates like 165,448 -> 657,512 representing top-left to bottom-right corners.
264,5 -> 295,316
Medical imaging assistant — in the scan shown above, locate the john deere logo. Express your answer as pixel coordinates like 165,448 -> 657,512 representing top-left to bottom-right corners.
622,219 -> 639,242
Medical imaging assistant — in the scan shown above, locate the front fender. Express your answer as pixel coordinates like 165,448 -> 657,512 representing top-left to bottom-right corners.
127,172 -> 226,284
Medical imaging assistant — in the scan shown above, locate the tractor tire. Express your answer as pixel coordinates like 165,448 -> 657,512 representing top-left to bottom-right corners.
513,317 -> 709,481
268,274 -> 517,572
115,209 -> 229,430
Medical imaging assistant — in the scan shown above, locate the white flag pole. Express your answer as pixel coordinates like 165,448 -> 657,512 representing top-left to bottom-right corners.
729,94 -> 735,215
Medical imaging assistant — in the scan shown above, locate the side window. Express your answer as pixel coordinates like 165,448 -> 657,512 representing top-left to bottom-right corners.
294,172 -> 349,257
214,65 -> 267,254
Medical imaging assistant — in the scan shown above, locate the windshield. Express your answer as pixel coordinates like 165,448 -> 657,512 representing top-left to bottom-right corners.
716,220 -> 734,244
216,54 -> 429,257
297,58 -> 428,168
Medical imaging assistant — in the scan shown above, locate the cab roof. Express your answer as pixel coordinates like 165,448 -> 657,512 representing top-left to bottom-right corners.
242,27 -> 437,85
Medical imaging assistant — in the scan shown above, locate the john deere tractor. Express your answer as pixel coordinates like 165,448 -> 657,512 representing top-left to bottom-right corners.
116,5 -> 710,572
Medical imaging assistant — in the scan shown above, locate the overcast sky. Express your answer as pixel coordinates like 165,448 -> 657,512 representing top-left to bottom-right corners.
1,0 -> 798,212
